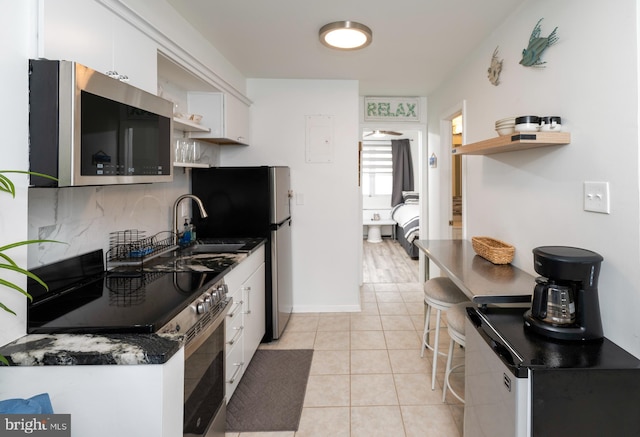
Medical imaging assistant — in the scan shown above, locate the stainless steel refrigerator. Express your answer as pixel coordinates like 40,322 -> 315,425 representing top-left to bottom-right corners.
191,166 -> 293,341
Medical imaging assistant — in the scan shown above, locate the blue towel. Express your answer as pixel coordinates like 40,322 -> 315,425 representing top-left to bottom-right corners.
0,393 -> 54,414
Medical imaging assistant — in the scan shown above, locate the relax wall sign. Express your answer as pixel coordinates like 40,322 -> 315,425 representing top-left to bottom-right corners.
364,97 -> 420,122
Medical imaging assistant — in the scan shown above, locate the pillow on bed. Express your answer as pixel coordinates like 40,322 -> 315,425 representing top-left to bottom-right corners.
402,191 -> 419,204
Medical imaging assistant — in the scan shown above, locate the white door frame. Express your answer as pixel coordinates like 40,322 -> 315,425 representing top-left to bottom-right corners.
359,123 -> 427,285
439,100 -> 467,240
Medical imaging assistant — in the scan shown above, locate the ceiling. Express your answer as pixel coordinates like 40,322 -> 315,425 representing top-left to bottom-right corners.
165,0 -> 525,97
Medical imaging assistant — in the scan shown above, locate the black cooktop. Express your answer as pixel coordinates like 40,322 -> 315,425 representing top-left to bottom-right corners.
27,249 -> 239,334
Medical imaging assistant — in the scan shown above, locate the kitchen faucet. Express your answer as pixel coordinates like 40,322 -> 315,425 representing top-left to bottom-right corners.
173,194 -> 208,244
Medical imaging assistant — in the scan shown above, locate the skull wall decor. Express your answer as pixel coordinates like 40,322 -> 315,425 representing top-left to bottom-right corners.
487,46 -> 503,86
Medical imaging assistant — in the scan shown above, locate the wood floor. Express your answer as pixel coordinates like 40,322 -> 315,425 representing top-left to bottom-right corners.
363,238 -> 419,283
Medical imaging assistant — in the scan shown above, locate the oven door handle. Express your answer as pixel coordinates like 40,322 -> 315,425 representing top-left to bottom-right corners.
227,361 -> 245,384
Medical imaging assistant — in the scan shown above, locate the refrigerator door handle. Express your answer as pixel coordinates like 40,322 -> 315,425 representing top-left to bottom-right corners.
490,339 -> 516,366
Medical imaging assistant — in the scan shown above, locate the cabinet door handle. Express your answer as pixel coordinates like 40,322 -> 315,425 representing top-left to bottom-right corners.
243,286 -> 252,315
227,301 -> 244,318
227,361 -> 245,384
227,326 -> 244,346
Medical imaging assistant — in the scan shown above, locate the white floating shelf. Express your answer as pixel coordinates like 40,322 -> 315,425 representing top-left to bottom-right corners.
173,162 -> 211,168
173,117 -> 210,133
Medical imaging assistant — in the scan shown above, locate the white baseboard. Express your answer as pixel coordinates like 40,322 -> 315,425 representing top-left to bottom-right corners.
292,304 -> 362,313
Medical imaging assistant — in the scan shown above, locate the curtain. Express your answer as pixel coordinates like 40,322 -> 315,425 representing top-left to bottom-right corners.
391,139 -> 414,206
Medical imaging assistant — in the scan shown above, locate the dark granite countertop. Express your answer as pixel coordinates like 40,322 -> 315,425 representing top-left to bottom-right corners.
1,237 -> 266,367
145,237 -> 266,274
0,332 -> 183,366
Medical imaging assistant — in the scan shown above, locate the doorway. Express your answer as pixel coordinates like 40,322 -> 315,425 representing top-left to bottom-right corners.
451,115 -> 463,239
360,128 -> 422,283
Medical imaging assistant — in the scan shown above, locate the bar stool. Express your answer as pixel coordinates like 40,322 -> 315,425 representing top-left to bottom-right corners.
442,301 -> 473,403
421,277 -> 469,390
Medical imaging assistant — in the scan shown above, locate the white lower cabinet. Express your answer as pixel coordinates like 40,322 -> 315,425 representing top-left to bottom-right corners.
225,334 -> 245,399
241,263 -> 266,366
224,246 -> 266,401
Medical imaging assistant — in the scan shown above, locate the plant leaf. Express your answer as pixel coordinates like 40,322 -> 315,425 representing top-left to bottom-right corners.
0,354 -> 8,366
0,276 -> 35,300
0,170 -> 59,182
0,252 -> 18,268
0,239 -> 64,253
0,301 -> 17,316
0,174 -> 16,197
0,264 -> 45,294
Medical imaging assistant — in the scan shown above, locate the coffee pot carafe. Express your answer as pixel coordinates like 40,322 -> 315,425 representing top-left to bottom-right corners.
531,277 -> 576,325
524,246 -> 604,341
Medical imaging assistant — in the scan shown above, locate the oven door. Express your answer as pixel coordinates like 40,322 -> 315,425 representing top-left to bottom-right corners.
183,301 -> 230,437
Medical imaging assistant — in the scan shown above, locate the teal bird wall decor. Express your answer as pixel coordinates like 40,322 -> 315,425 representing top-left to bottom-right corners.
520,18 -> 558,67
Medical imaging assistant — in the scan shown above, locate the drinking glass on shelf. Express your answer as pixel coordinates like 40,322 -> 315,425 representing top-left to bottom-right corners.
175,139 -> 190,163
174,139 -> 183,163
181,141 -> 191,163
189,141 -> 202,163
174,140 -> 202,163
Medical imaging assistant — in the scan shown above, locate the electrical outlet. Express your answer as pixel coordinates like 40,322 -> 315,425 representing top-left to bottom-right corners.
584,181 -> 610,214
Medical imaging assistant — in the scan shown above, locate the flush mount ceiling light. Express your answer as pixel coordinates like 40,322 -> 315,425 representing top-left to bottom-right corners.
319,21 -> 372,50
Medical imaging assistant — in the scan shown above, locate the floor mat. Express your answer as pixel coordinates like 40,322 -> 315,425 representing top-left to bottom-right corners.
225,349 -> 314,432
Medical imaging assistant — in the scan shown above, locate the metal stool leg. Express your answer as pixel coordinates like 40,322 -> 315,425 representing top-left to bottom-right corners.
443,338 -> 455,402
420,302 -> 432,358
431,308 -> 442,391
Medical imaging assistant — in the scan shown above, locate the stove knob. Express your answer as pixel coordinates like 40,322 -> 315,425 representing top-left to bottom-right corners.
218,284 -> 228,297
196,299 -> 208,314
212,293 -> 220,306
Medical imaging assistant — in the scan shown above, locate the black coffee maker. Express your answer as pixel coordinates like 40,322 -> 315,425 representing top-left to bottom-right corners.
523,246 -> 604,341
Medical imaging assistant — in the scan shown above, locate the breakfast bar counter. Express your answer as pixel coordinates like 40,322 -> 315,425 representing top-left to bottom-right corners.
415,239 -> 535,304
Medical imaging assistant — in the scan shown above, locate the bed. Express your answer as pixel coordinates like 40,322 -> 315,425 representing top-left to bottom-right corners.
391,192 -> 420,259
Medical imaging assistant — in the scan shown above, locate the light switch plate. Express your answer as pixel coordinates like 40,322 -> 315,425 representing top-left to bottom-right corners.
584,181 -> 610,214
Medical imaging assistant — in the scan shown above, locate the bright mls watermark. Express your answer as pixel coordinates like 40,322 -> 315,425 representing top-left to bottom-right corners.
0,415 -> 70,436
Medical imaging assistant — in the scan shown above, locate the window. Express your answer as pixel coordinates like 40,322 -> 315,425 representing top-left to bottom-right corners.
361,141 -> 393,196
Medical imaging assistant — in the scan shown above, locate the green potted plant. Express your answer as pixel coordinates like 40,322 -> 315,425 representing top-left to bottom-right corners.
0,170 -> 62,365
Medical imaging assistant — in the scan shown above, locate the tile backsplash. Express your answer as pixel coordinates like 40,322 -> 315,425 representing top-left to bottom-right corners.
28,168 -> 192,268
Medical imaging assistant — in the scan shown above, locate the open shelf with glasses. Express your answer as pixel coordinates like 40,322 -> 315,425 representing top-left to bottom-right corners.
452,132 -> 571,155
173,162 -> 210,168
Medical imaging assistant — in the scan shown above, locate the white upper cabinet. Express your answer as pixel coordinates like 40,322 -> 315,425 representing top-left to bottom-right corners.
40,0 -> 157,93
187,92 -> 250,146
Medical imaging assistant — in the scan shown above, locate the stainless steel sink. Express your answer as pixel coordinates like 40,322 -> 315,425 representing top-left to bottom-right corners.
190,243 -> 247,253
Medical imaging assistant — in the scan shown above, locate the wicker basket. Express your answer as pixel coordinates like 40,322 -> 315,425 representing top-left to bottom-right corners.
471,236 -> 515,264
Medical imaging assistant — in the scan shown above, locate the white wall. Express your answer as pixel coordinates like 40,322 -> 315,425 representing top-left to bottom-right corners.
222,79 -> 362,312
0,0 -> 246,347
0,0 -> 33,347
427,0 -> 640,356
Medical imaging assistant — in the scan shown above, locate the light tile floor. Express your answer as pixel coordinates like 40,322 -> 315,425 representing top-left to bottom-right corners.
225,282 -> 465,437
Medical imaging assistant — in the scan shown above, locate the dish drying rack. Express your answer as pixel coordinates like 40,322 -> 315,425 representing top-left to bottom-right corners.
106,229 -> 178,273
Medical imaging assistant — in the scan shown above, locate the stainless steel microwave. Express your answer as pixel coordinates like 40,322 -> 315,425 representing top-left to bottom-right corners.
28,59 -> 173,187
